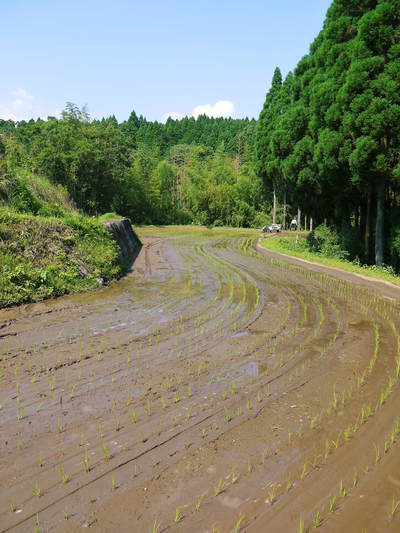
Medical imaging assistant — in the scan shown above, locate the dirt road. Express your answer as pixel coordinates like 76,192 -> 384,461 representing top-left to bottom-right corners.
1,226 -> 400,533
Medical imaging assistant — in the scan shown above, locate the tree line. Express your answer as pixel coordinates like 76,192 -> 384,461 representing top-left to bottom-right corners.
0,105 -> 270,228
256,0 -> 400,267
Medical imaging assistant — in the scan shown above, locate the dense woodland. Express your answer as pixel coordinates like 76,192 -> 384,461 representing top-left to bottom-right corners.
256,0 -> 400,267
0,109 -> 264,228
1,0 -> 400,268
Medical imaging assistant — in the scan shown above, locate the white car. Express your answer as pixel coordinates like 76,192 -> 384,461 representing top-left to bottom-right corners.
262,224 -> 281,233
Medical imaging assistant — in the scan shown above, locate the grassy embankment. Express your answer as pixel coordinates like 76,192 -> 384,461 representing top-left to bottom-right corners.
0,171 -> 129,307
260,232 -> 400,287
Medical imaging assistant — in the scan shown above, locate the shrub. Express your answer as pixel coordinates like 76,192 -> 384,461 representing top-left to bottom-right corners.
307,225 -> 348,260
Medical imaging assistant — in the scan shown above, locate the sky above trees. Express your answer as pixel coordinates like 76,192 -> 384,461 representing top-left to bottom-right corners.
1,0 -> 331,122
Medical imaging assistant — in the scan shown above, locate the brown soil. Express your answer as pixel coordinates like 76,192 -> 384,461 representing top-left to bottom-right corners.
1,228 -> 400,533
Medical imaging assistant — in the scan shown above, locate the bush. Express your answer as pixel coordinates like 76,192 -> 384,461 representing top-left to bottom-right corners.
307,225 -> 349,260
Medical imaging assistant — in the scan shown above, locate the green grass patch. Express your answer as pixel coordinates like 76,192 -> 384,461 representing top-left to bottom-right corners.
260,233 -> 400,287
0,209 -> 122,307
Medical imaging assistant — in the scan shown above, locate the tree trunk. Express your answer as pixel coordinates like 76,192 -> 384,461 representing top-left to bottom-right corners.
282,188 -> 287,230
375,179 -> 384,266
297,207 -> 301,231
310,217 -> 313,232
304,215 -> 307,232
273,184 -> 277,225
355,204 -> 359,229
365,185 -> 371,263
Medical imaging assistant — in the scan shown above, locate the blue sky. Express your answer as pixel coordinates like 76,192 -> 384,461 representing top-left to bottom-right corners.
1,0 -> 332,122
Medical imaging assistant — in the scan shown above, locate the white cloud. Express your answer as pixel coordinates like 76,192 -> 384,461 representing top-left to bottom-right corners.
163,111 -> 184,122
0,88 -> 39,121
192,100 -> 235,119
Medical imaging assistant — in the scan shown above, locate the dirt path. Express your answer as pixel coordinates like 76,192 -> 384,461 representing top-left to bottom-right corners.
1,227 -> 400,533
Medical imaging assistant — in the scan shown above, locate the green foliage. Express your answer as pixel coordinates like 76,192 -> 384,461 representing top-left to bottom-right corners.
255,0 -> 400,269
0,209 -> 121,307
307,225 -> 349,260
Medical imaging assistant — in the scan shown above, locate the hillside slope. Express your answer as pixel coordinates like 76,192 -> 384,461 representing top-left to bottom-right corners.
0,170 -> 139,307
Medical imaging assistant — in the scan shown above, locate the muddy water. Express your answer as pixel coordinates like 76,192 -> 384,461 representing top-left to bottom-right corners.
1,228 -> 400,533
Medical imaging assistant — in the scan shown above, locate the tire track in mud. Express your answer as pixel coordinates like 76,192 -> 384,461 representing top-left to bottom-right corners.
1,228 -> 400,532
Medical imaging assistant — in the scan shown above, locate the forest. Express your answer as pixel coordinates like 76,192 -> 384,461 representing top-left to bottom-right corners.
256,0 -> 400,267
0,108 -> 264,228
1,0 -> 400,269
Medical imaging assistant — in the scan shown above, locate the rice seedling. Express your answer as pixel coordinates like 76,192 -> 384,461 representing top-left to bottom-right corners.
247,457 -> 252,473
300,463 -> 307,480
339,480 -> 346,498
147,400 -> 151,416
174,507 -> 182,523
297,515 -> 304,533
329,494 -> 337,512
391,496 -> 400,518
130,408 -> 136,425
32,481 -> 41,498
64,503 -> 69,520
149,519 -> 161,533
233,512 -> 245,532
215,478 -> 224,496
313,510 -> 322,528
102,443 -> 110,463
195,493 -> 205,511
34,513 -> 40,533
286,475 -> 293,492
332,431 -> 342,449
98,423 -> 104,439
57,417 -> 62,434
324,438 -> 331,459
232,467 -> 239,484
18,403 -> 25,421
59,465 -> 69,484
353,469 -> 358,488
9,501 -> 15,513
83,449 -> 90,473
374,444 -> 380,464
111,474 -> 116,491
268,484 -> 277,504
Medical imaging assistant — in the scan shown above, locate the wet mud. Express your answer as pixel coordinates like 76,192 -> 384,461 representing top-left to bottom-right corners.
1,227 -> 400,533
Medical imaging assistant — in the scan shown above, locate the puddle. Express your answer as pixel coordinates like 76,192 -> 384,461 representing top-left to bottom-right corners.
232,331 -> 250,338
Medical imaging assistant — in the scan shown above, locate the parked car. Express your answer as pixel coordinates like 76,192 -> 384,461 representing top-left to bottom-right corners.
261,223 -> 281,233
